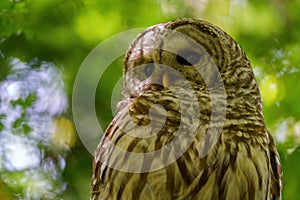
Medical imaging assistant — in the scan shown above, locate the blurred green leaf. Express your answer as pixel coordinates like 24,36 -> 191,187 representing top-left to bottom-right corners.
22,123 -> 32,135
24,93 -> 37,107
11,98 -> 23,108
12,118 -> 22,129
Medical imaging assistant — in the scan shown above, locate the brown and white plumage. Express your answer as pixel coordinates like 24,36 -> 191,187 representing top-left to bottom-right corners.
91,18 -> 282,200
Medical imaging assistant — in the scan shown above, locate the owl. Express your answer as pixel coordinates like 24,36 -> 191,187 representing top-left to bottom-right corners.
91,18 -> 282,200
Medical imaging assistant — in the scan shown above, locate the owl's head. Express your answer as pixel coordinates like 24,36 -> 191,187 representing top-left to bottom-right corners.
122,18 -> 260,106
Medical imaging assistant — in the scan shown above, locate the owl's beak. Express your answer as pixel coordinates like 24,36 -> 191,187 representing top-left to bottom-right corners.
162,73 -> 170,88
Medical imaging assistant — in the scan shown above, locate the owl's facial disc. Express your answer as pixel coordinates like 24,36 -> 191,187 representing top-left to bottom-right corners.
124,24 -> 224,97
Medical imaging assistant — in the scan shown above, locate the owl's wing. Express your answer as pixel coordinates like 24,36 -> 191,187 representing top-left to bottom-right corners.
268,132 -> 283,200
91,111 -> 123,200
91,107 -> 161,200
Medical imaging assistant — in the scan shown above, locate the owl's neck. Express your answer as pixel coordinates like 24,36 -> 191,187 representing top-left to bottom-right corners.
194,78 -> 266,133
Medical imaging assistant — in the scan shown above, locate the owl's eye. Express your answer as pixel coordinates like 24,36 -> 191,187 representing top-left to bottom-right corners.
176,50 -> 201,66
144,63 -> 154,77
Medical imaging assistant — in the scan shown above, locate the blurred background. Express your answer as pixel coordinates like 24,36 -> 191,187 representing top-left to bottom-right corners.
0,0 -> 299,199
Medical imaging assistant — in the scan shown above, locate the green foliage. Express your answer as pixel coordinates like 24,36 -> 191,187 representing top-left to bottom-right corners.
0,0 -> 300,199
0,0 -> 29,38
0,59 -> 69,199
9,93 -> 37,135
282,146 -> 300,199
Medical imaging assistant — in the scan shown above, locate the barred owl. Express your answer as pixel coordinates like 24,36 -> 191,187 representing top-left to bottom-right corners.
91,18 -> 282,200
